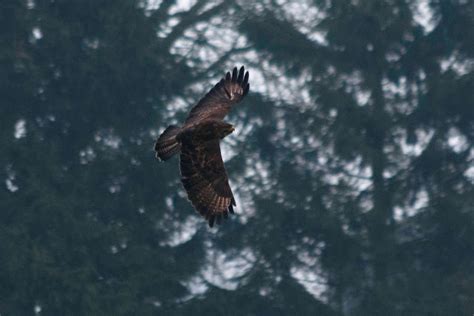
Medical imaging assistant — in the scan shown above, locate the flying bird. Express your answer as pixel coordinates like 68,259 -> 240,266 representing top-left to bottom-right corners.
155,66 -> 250,227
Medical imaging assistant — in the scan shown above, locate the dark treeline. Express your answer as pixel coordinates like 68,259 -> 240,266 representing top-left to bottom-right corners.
1,0 -> 473,315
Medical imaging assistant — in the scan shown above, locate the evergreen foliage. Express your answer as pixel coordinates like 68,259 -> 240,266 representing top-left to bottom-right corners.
1,0 -> 472,314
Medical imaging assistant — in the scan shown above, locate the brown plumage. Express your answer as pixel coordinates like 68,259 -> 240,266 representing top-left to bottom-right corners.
154,66 -> 250,227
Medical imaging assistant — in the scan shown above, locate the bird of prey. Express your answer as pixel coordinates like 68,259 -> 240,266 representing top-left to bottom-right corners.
155,66 -> 250,227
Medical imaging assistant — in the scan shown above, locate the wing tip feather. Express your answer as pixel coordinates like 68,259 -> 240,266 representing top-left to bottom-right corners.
243,71 -> 249,85
208,215 -> 215,228
244,83 -> 250,96
237,66 -> 244,83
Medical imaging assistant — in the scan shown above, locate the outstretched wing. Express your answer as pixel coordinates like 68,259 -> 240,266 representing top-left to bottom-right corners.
185,66 -> 249,125
179,135 -> 236,227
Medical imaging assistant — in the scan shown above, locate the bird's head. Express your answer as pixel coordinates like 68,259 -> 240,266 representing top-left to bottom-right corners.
218,123 -> 235,139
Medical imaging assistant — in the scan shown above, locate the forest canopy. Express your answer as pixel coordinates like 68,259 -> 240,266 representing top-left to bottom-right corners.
1,0 -> 473,315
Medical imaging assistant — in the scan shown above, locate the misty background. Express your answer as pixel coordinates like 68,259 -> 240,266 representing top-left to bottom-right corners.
1,0 -> 473,315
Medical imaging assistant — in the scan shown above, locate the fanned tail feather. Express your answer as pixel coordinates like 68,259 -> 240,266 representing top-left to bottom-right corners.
155,125 -> 181,161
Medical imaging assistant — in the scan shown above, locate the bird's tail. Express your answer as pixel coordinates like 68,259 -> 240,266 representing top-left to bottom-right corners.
154,125 -> 181,161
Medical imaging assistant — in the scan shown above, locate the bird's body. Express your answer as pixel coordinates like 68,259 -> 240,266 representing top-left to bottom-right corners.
155,66 -> 250,227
